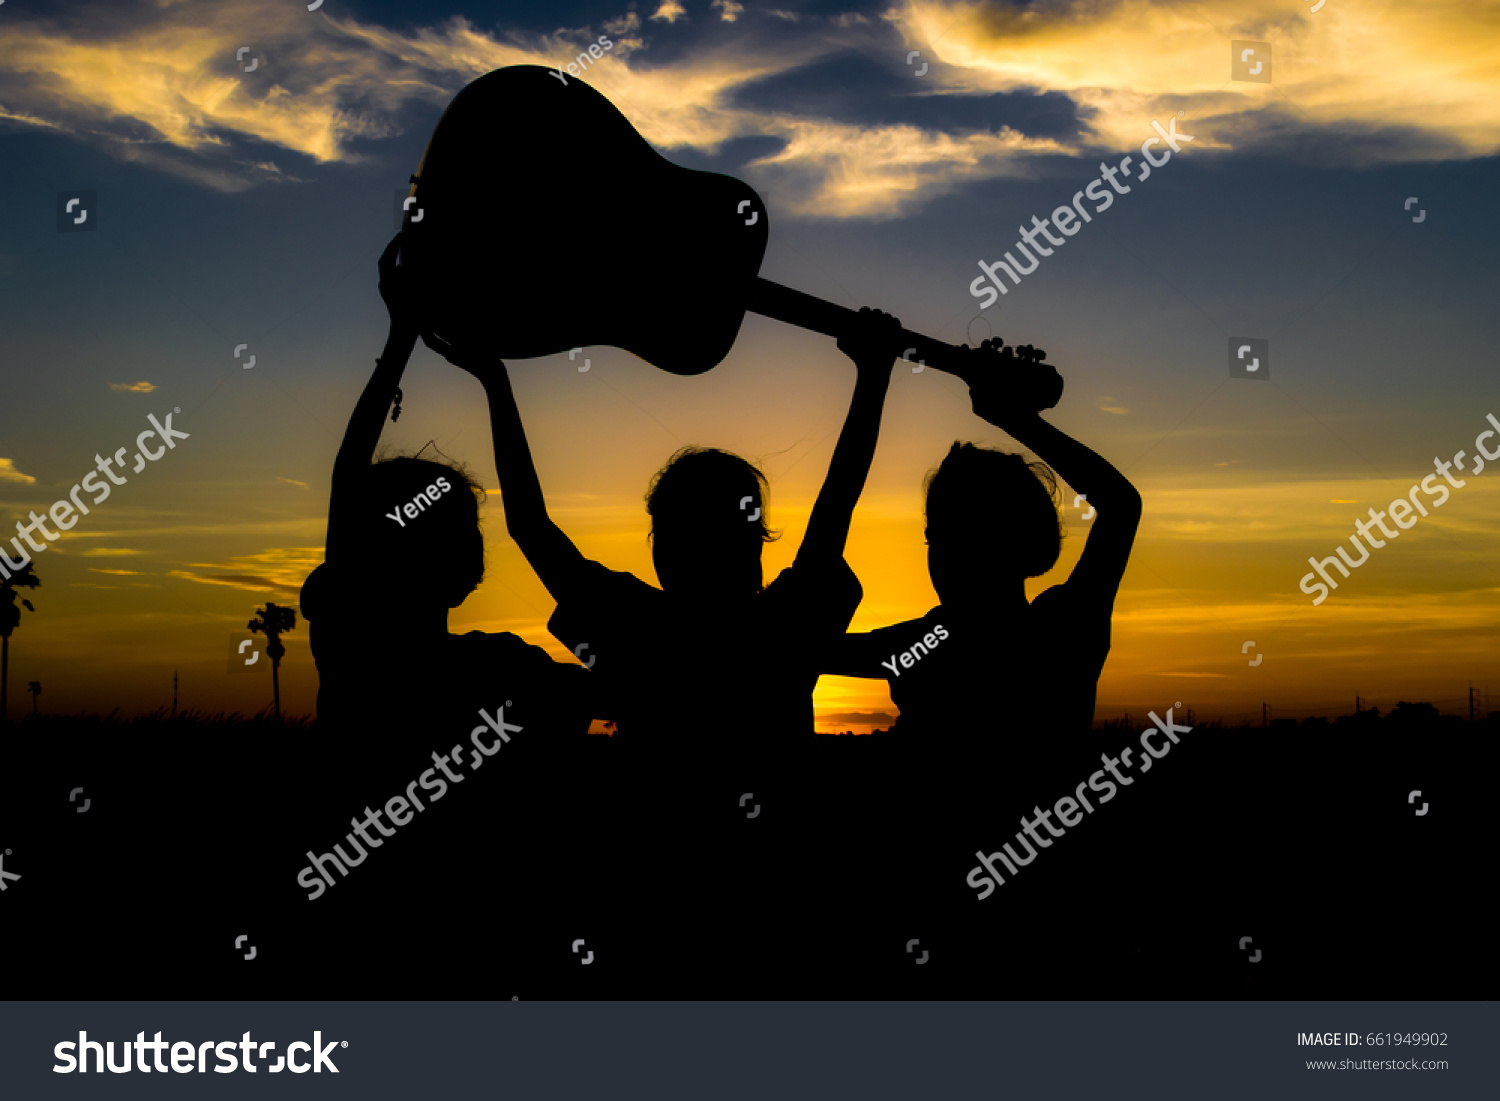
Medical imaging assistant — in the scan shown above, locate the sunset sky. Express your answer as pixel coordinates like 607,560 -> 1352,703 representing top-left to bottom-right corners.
1,0 -> 1498,729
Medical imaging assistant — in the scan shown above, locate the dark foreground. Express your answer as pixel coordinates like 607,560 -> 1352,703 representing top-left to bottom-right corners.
0,707 -> 1491,998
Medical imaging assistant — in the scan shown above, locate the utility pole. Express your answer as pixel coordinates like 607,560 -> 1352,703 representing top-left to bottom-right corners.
1470,684 -> 1479,724
172,670 -> 178,719
1355,694 -> 1362,716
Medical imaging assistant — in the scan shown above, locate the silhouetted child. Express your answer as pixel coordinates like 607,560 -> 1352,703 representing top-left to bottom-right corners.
289,236 -> 594,982
302,235 -> 593,742
424,307 -> 905,973
825,337 -> 1140,753
425,307 -> 904,759
821,338 -> 1141,960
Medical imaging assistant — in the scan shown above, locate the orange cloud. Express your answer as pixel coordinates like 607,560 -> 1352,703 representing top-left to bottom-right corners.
650,3 -> 687,24
167,546 -> 325,597
892,0 -> 1500,161
3,0 -> 1494,212
0,459 -> 36,484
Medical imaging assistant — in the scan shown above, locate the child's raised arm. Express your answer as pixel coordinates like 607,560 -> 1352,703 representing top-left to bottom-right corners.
966,342 -> 1141,604
423,336 -> 588,601
795,308 -> 904,568
326,235 -> 419,562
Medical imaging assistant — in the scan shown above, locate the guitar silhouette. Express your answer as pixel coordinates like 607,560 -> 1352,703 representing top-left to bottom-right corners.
400,65 -> 1060,408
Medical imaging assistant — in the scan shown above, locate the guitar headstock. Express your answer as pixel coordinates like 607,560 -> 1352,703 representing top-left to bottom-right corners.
971,336 -> 1047,365
962,337 -> 1062,412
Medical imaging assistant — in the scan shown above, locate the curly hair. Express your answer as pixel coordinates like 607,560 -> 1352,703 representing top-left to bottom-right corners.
923,441 -> 1062,578
355,451 -> 488,606
645,446 -> 780,544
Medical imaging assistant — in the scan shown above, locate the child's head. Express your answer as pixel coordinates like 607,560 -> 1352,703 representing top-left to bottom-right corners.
645,446 -> 777,596
923,442 -> 1061,605
353,454 -> 487,609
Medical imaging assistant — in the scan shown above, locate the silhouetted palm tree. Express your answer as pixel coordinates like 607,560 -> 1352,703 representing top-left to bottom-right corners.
248,602 -> 296,720
0,562 -> 39,727
27,680 -> 40,718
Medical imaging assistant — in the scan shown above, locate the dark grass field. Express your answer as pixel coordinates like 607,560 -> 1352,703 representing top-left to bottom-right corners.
0,706 -> 1491,998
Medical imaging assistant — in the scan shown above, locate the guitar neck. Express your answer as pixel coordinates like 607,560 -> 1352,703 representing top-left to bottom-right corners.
746,276 -> 977,384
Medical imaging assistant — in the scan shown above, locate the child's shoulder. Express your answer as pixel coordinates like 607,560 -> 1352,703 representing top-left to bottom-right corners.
1032,579 -> 1112,620
764,554 -> 861,600
455,627 -> 545,651
300,560 -> 383,623
566,558 -> 661,601
452,629 -> 584,676
876,606 -> 943,634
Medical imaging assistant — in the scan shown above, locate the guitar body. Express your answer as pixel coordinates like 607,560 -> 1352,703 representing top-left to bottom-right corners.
402,65 -> 768,375
401,64 -> 1062,408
